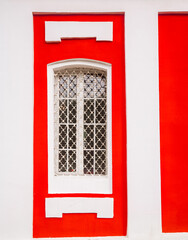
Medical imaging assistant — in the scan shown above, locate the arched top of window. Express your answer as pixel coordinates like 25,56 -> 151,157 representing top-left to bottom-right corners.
47,58 -> 111,71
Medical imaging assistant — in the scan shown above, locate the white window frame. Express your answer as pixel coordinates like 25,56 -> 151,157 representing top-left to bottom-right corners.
47,58 -> 112,194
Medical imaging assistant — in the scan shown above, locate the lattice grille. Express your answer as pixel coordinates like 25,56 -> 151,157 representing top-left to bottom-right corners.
84,150 -> 94,174
95,150 -> 106,175
55,68 -> 107,176
68,150 -> 76,172
83,70 -> 107,176
59,100 -> 67,123
56,70 -> 77,174
59,125 -> 67,149
84,100 -> 94,123
84,125 -> 94,149
69,100 -> 77,123
95,125 -> 106,149
68,125 -> 76,149
59,150 -> 67,172
69,74 -> 77,98
84,73 -> 95,98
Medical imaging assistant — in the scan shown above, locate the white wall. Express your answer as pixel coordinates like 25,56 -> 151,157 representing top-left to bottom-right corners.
0,0 -> 188,240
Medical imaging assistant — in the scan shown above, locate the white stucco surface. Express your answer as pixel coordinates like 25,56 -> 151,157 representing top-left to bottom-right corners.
1,0 -> 188,239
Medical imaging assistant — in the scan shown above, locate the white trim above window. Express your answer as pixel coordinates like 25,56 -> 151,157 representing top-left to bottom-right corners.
45,21 -> 113,42
47,59 -> 112,194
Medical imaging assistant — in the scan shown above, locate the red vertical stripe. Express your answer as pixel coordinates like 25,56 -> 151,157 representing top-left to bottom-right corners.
159,14 -> 188,232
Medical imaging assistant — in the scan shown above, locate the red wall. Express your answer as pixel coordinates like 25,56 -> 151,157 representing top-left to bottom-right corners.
33,14 -> 127,238
159,14 -> 188,232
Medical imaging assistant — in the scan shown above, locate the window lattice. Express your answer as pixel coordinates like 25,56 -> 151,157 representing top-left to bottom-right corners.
54,68 -> 107,176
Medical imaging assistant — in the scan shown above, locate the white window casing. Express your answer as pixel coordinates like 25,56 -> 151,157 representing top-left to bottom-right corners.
47,59 -> 112,194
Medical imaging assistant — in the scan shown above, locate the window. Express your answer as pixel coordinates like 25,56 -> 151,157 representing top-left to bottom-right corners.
54,68 -> 107,176
48,59 -> 112,193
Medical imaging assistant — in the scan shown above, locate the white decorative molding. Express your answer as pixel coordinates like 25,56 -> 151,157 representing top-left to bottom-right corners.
45,21 -> 113,42
45,198 -> 114,218
47,59 -> 112,194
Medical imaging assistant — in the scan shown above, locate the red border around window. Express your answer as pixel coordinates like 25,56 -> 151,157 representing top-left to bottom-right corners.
33,14 -> 127,238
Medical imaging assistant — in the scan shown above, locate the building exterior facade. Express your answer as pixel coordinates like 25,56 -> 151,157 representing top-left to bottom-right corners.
1,0 -> 188,239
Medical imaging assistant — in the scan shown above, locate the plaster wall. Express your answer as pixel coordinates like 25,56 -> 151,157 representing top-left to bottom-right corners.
1,0 -> 188,239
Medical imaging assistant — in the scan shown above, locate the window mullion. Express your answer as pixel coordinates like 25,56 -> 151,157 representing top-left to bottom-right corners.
67,75 -> 69,172
76,72 -> 84,175
93,76 -> 96,175
54,74 -> 60,175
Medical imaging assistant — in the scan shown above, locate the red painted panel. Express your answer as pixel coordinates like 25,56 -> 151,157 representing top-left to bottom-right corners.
33,14 -> 127,238
159,14 -> 188,232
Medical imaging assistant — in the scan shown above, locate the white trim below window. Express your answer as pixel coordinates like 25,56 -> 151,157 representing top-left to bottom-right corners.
45,197 -> 114,218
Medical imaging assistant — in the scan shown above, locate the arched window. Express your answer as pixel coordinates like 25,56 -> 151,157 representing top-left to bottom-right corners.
55,67 -> 107,176
48,59 -> 112,193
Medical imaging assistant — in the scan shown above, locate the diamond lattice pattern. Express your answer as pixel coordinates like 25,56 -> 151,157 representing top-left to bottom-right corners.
55,68 -> 107,176
58,71 -> 77,174
83,70 -> 107,175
